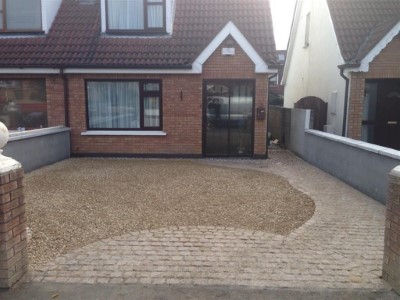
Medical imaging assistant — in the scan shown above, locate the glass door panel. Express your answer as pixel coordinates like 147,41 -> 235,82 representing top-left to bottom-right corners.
204,81 -> 254,157
205,84 -> 230,156
229,83 -> 253,156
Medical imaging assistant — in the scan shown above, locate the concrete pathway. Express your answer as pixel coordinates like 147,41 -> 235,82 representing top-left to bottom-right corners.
31,151 -> 391,291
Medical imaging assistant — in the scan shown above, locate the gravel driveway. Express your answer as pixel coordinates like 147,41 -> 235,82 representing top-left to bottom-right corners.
25,158 -> 315,269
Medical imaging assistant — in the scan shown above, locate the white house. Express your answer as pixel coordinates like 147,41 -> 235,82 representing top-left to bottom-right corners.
282,0 -> 400,150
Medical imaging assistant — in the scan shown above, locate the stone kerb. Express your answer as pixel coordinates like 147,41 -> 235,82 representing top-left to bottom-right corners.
0,122 -> 28,289
383,165 -> 400,294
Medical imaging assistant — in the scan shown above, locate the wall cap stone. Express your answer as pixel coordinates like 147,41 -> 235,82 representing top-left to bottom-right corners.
390,166 -> 400,177
306,129 -> 400,160
9,126 -> 70,142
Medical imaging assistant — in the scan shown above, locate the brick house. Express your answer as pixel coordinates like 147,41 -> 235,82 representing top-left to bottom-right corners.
0,0 -> 278,158
282,0 -> 400,150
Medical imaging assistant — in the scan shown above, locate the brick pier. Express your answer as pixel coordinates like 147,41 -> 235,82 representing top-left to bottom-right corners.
383,166 -> 400,294
0,167 -> 28,289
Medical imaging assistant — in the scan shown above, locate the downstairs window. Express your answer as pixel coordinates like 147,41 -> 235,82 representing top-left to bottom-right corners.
86,80 -> 162,130
0,79 -> 47,131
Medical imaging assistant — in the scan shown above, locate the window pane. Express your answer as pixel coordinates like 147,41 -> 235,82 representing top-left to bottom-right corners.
0,79 -> 47,131
0,13 -> 3,30
144,83 -> 159,91
147,5 -> 163,28
108,0 -> 144,30
87,81 -> 140,129
144,97 -> 160,127
6,0 -> 42,31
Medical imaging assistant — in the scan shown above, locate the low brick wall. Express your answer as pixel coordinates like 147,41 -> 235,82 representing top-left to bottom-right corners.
0,167 -> 28,288
383,166 -> 400,294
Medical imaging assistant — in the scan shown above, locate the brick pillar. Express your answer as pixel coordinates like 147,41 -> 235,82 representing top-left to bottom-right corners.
383,166 -> 400,294
0,167 -> 28,289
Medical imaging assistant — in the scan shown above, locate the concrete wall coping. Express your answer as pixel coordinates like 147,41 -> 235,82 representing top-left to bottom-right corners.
390,166 -> 400,177
306,129 -> 400,160
9,126 -> 71,142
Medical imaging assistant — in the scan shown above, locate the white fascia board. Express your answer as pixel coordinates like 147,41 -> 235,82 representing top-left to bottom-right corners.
346,21 -> 400,73
282,0 -> 304,84
194,21 -> 272,74
0,68 -> 60,74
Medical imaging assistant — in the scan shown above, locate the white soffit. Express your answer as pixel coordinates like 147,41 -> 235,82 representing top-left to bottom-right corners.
347,21 -> 400,73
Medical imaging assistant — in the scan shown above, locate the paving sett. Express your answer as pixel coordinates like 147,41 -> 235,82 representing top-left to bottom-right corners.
30,151 -> 393,292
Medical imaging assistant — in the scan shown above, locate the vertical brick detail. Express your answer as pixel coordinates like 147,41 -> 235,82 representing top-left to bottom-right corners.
46,75 -> 66,127
383,168 -> 400,294
0,167 -> 28,289
347,74 -> 365,140
348,36 -> 400,139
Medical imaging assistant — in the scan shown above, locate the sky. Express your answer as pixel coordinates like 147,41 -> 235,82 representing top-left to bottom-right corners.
270,0 -> 297,50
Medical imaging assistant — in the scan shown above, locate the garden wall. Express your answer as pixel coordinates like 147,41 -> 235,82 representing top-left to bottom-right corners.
287,109 -> 400,204
3,127 -> 71,173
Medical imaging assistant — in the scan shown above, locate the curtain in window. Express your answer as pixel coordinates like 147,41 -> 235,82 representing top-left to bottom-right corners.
87,82 -> 140,129
108,0 -> 144,30
6,0 -> 42,30
147,5 -> 163,28
144,97 -> 160,127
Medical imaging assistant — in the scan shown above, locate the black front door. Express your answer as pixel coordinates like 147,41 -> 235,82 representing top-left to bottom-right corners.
203,81 -> 254,157
375,79 -> 400,150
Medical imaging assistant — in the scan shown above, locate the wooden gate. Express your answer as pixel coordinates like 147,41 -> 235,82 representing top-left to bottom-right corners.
294,96 -> 327,131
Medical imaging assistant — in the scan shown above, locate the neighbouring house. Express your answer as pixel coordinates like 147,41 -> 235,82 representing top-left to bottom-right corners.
282,0 -> 400,150
0,0 -> 278,158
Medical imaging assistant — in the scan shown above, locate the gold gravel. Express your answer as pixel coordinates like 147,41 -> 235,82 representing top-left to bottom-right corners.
25,158 -> 315,269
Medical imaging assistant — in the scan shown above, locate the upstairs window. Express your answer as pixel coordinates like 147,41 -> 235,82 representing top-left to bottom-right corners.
106,0 -> 166,34
0,0 -> 42,33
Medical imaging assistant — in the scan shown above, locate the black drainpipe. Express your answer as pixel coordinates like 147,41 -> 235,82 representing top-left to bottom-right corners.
266,73 -> 278,159
61,69 -> 70,127
340,68 -> 350,137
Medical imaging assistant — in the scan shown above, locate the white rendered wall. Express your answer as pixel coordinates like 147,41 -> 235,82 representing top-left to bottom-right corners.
284,0 -> 346,135
41,0 -> 62,33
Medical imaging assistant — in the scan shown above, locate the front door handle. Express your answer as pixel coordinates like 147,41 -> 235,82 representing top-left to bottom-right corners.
388,121 -> 398,125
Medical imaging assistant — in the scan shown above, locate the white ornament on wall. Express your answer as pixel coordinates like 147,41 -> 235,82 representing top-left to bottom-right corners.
0,122 -> 21,173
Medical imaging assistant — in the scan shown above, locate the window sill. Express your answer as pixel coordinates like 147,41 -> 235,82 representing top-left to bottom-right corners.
81,130 -> 167,136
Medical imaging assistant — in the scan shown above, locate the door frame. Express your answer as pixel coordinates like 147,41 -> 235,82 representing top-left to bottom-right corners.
202,79 -> 256,157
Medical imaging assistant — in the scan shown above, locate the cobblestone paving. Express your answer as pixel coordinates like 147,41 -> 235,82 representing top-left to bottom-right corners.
32,151 -> 389,289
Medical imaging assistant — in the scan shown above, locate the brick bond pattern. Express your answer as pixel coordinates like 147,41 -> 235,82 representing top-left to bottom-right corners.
383,168 -> 400,293
32,155 -> 389,290
348,35 -> 400,139
0,39 -> 269,158
0,168 -> 28,288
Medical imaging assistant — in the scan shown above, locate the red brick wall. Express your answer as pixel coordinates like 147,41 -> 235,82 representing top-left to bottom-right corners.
383,167 -> 400,293
0,38 -> 270,157
0,168 -> 28,289
348,36 -> 400,139
68,74 -> 203,155
67,38 -> 269,157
